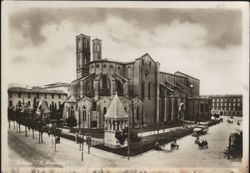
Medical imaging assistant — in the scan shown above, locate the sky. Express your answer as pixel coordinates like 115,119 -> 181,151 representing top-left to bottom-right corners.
6,5 -> 244,95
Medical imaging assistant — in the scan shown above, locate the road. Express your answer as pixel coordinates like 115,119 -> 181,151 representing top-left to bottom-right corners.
7,117 -> 243,168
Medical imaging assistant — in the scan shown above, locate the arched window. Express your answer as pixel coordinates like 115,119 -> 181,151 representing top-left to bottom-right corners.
96,44 -> 100,51
103,75 -> 107,89
128,66 -> 131,79
136,107 -> 140,121
83,108 -> 86,121
141,82 -> 145,99
71,106 -> 74,117
78,108 -> 81,127
116,80 -> 123,96
84,40 -> 87,48
148,83 -> 151,100
200,103 -> 204,113
103,107 -> 107,125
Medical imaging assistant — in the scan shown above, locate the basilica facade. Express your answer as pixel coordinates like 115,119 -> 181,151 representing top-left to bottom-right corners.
63,34 -> 211,129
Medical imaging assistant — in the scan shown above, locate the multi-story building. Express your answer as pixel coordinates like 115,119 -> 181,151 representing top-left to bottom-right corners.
43,82 -> 71,96
209,95 -> 243,117
8,86 -> 67,111
63,33 -> 212,128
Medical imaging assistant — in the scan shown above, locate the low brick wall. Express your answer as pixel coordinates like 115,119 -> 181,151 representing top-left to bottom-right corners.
94,127 -> 194,156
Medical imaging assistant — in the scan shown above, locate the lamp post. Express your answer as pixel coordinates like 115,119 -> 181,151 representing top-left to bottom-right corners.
81,129 -> 84,162
127,110 -> 130,160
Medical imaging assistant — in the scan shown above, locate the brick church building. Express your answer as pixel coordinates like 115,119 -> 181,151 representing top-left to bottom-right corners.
63,34 -> 211,128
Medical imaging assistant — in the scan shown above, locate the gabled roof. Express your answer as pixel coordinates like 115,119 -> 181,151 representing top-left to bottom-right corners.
135,53 -> 157,63
65,95 -> 76,103
131,96 -> 143,103
79,95 -> 95,103
105,92 -> 128,119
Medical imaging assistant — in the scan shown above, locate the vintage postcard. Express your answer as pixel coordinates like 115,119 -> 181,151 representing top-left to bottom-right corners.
1,1 -> 249,173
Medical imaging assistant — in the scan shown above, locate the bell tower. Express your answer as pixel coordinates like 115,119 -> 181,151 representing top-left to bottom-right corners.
92,38 -> 102,61
76,34 -> 91,79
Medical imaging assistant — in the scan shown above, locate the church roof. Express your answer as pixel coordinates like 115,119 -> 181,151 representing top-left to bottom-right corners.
105,92 -> 128,119
65,95 -> 76,103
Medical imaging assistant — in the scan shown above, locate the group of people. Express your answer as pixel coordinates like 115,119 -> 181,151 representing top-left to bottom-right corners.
196,136 -> 208,146
154,138 -> 178,151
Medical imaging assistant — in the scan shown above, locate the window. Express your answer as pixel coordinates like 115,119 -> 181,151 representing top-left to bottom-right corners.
9,101 -> 13,107
110,65 -> 113,68
142,59 -> 144,65
118,66 -> 120,70
28,93 -> 31,98
136,107 -> 140,121
18,101 -> 21,107
148,83 -> 151,100
103,107 -> 107,125
83,109 -> 86,121
92,65 -> 94,68
141,82 -> 145,99
96,64 -> 99,68
44,93 -> 47,99
103,64 -> 106,68
18,93 -> 21,98
59,94 -> 61,99
84,40 -> 87,48
128,67 -> 131,79
200,102 -> 204,113
52,94 -> 54,99
149,61 -> 152,67
205,103 -> 208,112
28,101 -> 30,106
36,93 -> 39,98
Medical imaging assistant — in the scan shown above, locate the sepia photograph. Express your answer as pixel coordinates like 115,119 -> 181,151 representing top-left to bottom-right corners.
1,1 -> 249,173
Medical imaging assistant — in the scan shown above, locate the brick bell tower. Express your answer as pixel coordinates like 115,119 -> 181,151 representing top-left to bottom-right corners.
92,38 -> 102,61
76,34 -> 91,79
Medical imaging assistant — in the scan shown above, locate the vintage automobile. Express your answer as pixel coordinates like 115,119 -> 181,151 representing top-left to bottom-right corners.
227,119 -> 234,124
192,126 -> 209,137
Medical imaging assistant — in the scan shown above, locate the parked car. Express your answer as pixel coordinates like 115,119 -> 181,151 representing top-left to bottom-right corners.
192,126 -> 209,137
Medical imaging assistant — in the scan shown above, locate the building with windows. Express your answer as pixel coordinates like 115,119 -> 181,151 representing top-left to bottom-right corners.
209,95 -> 243,117
43,82 -> 71,96
63,33 -> 211,129
8,86 -> 67,111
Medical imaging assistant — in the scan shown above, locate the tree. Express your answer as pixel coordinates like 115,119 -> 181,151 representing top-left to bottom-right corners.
115,127 -> 140,145
224,130 -> 243,159
66,116 -> 77,128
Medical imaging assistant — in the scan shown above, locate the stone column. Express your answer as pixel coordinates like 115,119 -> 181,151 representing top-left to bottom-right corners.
80,81 -> 83,98
111,80 -> 116,97
171,97 -> 175,121
164,97 -> 167,121
177,97 -> 181,119
124,82 -> 129,97
94,80 -> 99,100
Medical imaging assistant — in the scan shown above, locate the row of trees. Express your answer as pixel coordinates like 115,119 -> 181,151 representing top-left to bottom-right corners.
8,105 -> 63,143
